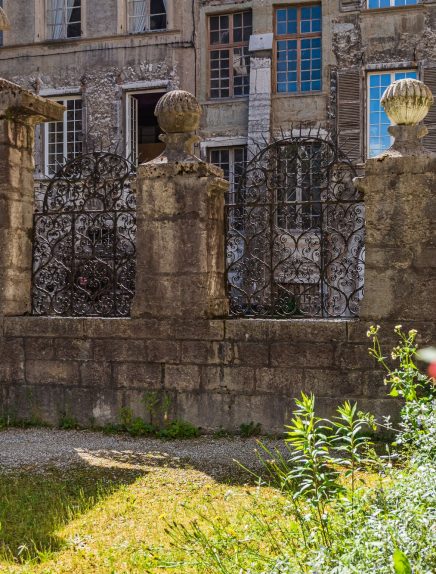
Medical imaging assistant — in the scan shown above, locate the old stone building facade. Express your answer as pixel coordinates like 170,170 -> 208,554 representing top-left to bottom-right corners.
1,1 -> 435,173
0,1 -> 435,432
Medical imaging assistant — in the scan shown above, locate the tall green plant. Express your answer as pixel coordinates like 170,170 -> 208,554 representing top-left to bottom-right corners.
367,324 -> 432,402
284,393 -> 341,547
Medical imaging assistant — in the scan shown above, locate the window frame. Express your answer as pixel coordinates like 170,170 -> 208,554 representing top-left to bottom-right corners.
366,69 -> 418,158
127,0 -> 167,34
46,0 -> 83,41
273,3 -> 323,95
207,10 -> 252,100
44,95 -> 83,176
366,0 -> 419,8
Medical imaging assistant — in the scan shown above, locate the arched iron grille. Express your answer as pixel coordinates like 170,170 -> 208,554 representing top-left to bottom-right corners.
225,133 -> 365,318
32,152 -> 136,317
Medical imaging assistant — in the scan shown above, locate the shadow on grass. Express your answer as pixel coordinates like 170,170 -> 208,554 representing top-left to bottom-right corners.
0,464 -> 144,564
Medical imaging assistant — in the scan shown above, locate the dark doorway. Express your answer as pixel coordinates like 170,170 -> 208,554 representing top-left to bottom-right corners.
128,92 -> 165,164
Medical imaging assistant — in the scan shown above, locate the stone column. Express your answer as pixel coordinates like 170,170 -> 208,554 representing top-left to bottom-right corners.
132,90 -> 229,320
0,79 -> 64,315
247,34 -> 273,158
355,79 -> 436,321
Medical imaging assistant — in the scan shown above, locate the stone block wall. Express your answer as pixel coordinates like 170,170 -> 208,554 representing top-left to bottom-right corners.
1,316 -> 434,433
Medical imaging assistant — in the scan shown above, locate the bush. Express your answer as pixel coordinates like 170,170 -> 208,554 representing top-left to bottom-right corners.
239,421 -> 262,437
158,420 -> 200,439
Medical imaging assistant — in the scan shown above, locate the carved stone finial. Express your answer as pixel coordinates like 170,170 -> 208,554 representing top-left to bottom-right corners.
152,90 -> 202,163
0,8 -> 10,31
381,78 -> 434,126
377,79 -> 435,157
155,90 -> 202,133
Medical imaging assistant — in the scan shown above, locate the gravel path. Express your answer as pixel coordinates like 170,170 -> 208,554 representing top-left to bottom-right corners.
0,428 -> 284,477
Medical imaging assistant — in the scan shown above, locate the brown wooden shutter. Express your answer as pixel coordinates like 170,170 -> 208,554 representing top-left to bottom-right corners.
337,69 -> 362,163
423,67 -> 436,153
339,0 -> 361,12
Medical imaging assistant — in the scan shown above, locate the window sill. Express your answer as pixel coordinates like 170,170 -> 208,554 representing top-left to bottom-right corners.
273,91 -> 325,98
203,96 -> 249,105
45,36 -> 82,43
127,28 -> 168,35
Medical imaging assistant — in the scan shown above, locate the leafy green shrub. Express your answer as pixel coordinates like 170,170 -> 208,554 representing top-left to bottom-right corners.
58,415 -> 79,430
368,324 -> 435,462
239,421 -> 262,437
213,427 -> 233,438
158,420 -> 200,439
116,407 -> 199,439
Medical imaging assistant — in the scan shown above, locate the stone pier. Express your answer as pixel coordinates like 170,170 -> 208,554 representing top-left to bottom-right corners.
0,79 -> 64,316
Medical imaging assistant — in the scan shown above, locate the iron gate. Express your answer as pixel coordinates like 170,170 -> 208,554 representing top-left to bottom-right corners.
225,132 -> 365,318
32,152 -> 136,317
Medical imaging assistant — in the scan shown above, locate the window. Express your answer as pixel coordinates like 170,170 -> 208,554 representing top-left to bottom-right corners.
208,11 -> 252,99
45,97 -> 83,175
209,147 -> 247,200
367,70 -> 417,157
128,0 -> 167,33
276,143 -> 322,231
275,5 -> 322,93
368,0 -> 418,8
47,0 -> 81,40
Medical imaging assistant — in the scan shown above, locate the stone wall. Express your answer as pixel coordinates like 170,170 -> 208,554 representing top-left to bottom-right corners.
3,316 -> 433,433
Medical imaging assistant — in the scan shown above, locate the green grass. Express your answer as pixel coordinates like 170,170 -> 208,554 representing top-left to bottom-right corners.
0,455 -> 292,573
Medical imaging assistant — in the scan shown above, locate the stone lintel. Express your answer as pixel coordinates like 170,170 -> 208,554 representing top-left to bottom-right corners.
0,78 -> 65,124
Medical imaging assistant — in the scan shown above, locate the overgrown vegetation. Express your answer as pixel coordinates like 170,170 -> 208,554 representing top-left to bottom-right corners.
104,392 -> 201,439
165,326 -> 436,573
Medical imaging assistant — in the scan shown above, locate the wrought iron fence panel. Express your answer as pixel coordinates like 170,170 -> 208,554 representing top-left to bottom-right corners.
225,134 -> 364,318
32,152 -> 136,317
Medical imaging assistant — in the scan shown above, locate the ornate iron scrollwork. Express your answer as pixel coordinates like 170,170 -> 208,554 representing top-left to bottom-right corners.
32,152 -> 136,317
225,132 -> 364,318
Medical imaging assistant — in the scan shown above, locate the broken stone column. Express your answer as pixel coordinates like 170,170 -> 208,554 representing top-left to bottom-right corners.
132,90 -> 229,319
355,78 -> 436,321
0,79 -> 64,315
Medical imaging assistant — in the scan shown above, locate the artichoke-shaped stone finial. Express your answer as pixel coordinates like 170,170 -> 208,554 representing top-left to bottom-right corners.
0,8 -> 10,31
381,78 -> 434,126
155,90 -> 202,134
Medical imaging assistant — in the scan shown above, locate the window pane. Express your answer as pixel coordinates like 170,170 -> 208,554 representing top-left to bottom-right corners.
367,70 -> 417,157
67,0 -> 81,38
150,14 -> 166,30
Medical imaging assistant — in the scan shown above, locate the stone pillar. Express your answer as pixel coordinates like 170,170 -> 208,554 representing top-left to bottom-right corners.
132,90 -> 229,320
247,34 -> 273,158
0,79 -> 64,315
355,79 -> 436,321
